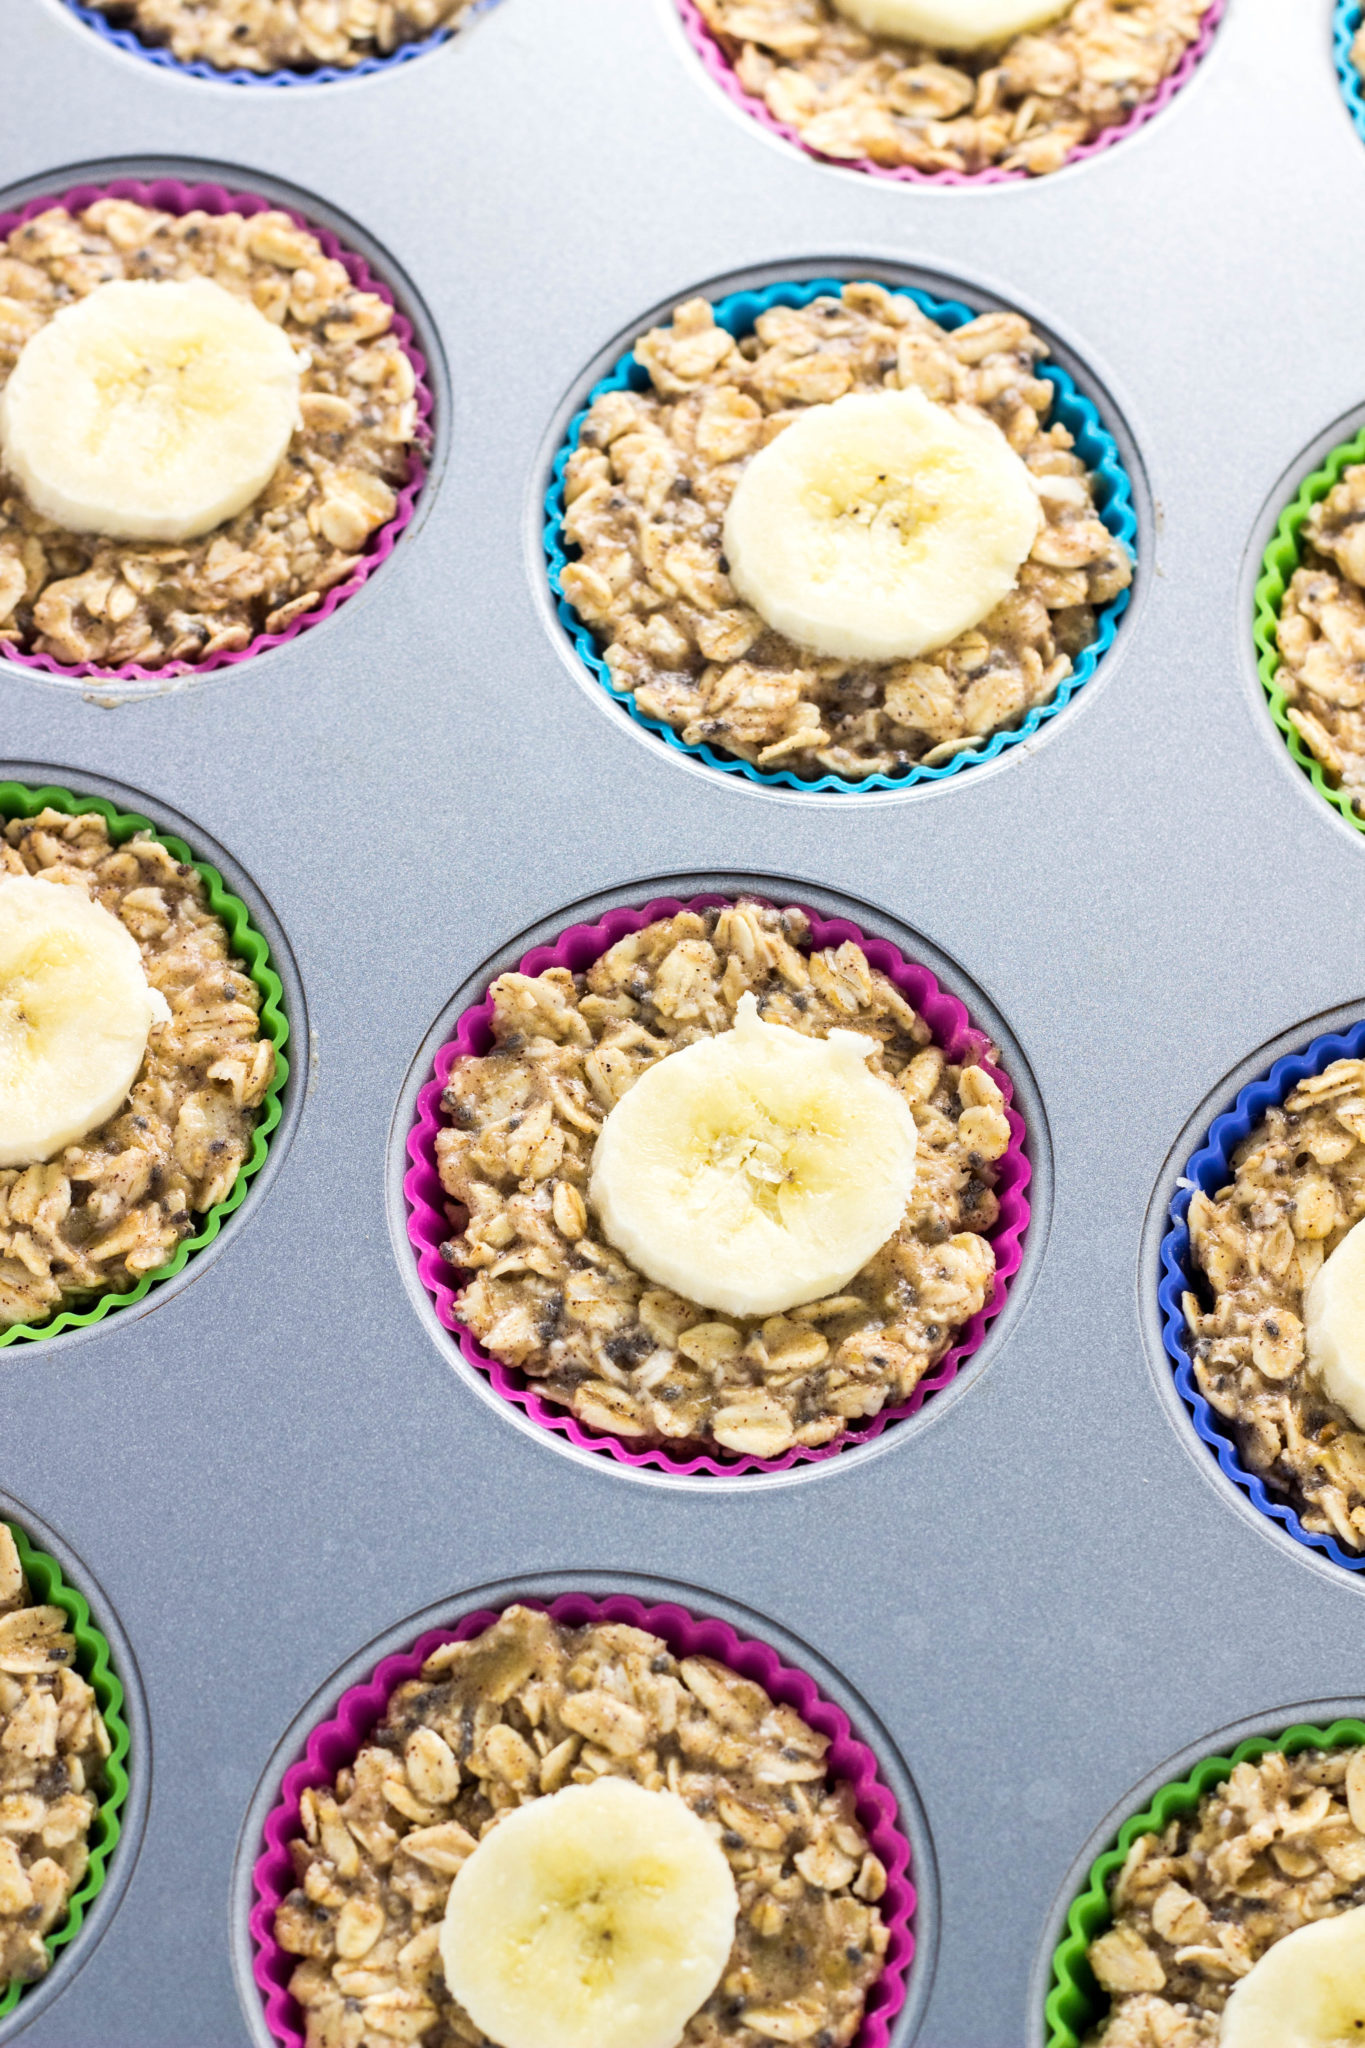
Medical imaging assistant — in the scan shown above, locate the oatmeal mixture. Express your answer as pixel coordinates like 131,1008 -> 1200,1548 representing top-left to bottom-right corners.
435,899 -> 1008,1458
697,0 -> 1212,177
559,286 -> 1130,782
0,808 -> 276,1332
83,0 -> 476,73
276,1604 -> 891,2048
1183,1059 -> 1365,1551
0,199 -> 421,670
1273,468 -> 1365,815
0,1525 -> 110,1989
1084,1745 -> 1365,2046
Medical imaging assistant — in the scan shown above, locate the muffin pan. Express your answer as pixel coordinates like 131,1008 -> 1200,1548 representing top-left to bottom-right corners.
2,1 -> 1364,2044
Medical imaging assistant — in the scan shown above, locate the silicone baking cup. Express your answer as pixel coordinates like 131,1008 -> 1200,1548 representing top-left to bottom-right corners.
1254,422 -> 1365,837
545,278 -> 1137,796
678,0 -> 1224,186
1158,1017 -> 1365,1574
65,0 -> 497,86
1045,1713 -> 1365,2045
1336,1 -> 1365,148
405,893 -> 1031,1476
249,1590 -> 917,2048
0,779 -> 289,1347
0,1519 -> 130,2023
0,177 -> 431,684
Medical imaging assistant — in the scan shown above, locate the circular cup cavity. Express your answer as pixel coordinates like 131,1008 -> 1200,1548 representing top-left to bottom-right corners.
1140,1000 -> 1365,1585
0,158 -> 445,694
0,1488 -> 149,2047
536,261 -> 1146,803
0,761 -> 306,1353
1246,399 -> 1365,844
388,871 -> 1052,1489
1336,1 -> 1365,149
1030,1698 -> 1365,2048
231,1570 -> 938,2048
61,0 -> 500,85
672,0 -> 1226,189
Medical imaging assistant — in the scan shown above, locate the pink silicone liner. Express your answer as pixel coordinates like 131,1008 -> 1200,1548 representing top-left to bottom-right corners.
249,1590 -> 917,2048
677,0 -> 1226,186
404,895 -> 1032,1477
0,177 -> 432,684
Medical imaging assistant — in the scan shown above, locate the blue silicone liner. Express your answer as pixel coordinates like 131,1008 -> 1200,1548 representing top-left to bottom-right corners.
1336,1 -> 1365,143
545,278 -> 1137,796
1158,1018 -> 1365,1574
64,0 -> 495,86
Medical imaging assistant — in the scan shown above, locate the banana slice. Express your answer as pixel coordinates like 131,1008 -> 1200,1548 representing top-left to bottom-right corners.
1305,1217 -> 1365,1430
828,0 -> 1071,49
1219,1902 -> 1365,2046
0,277 -> 301,543
588,990 -> 918,1318
723,387 -> 1042,664
0,875 -> 170,1168
440,1777 -> 739,2048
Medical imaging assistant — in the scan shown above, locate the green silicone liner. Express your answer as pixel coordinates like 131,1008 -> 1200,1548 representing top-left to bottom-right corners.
1045,1716 -> 1365,2046
0,1519 -> 131,2017
0,781 -> 289,1345
1254,426 -> 1365,835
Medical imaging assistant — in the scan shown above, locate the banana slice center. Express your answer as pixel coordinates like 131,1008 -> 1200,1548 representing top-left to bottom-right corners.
0,277 -> 302,544
1305,1216 -> 1365,1430
827,0 -> 1072,51
589,990 -> 918,1318
723,386 -> 1042,665
0,875 -> 170,1168
440,1778 -> 739,2048
1219,1901 -> 1365,2046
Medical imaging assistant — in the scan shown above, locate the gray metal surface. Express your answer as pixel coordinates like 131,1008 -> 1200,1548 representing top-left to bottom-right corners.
0,0 -> 1358,2042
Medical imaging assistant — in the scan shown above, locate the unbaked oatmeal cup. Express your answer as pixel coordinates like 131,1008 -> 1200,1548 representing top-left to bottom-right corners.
547,279 -> 1135,794
679,0 -> 1221,183
1159,1016 -> 1365,1574
1341,1 -> 1365,147
69,0 -> 488,83
1046,1714 -> 1365,2048
1254,421 -> 1365,838
0,781 -> 289,1345
0,1518 -> 129,2022
250,1593 -> 917,2048
0,177 -> 430,684
405,893 -> 1031,1476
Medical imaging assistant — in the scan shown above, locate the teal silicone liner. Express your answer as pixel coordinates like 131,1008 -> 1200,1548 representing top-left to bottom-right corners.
1044,1716 -> 1365,2045
0,782 -> 289,1345
1253,423 -> 1365,835
1336,2 -> 1365,147
545,278 -> 1137,796
0,1520 -> 131,2019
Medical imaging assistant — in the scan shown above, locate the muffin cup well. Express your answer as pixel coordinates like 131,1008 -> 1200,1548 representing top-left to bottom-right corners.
677,0 -> 1226,188
64,0 -> 496,86
1254,422 -> 1365,837
0,777 -> 290,1346
404,892 -> 1031,1476
0,1519 -> 131,2024
249,1589 -> 917,2048
1043,1710 -> 1365,2046
1158,1016 -> 1365,1574
0,176 -> 432,686
1336,1 -> 1365,148
545,278 -> 1137,796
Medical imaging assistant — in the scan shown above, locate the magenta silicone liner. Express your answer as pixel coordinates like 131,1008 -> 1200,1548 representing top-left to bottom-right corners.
0,178 -> 432,685
248,1590 -> 916,2048
404,895 -> 1032,1477
677,0 -> 1226,186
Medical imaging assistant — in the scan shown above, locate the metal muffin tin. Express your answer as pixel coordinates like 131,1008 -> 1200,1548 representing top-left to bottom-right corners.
0,0 -> 1361,2040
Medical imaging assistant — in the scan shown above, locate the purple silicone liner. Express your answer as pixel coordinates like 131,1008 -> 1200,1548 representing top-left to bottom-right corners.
677,0 -> 1226,187
249,1590 -> 917,2048
0,177 -> 431,685
404,895 -> 1032,1477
